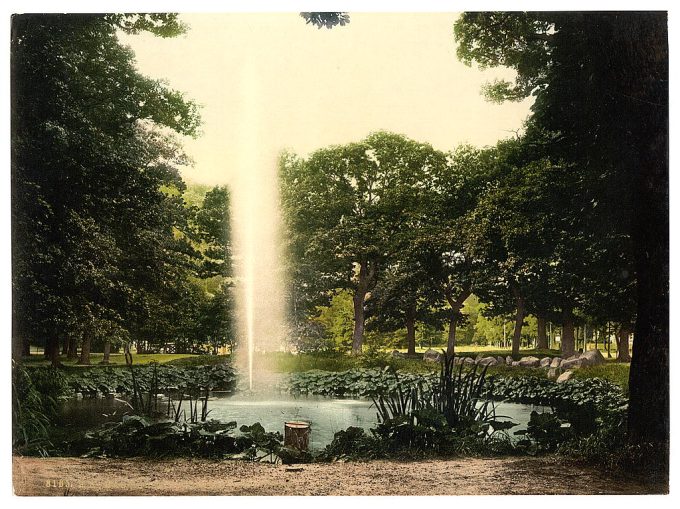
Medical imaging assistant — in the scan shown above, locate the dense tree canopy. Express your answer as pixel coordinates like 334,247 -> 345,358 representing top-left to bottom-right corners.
11,14 -> 233,363
454,12 -> 668,445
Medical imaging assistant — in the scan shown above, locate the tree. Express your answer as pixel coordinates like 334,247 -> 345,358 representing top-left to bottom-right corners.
300,12 -> 350,29
415,145 -> 495,356
11,14 -> 200,364
280,131 -> 445,354
194,186 -> 233,279
455,12 -> 668,446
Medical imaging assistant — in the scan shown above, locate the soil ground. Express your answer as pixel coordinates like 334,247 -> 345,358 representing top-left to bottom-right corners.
13,455 -> 665,496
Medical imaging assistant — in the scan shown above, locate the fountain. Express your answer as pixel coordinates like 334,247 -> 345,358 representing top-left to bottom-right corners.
230,61 -> 287,389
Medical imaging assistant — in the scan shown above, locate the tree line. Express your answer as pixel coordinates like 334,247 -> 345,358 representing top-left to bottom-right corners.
11,14 -> 234,365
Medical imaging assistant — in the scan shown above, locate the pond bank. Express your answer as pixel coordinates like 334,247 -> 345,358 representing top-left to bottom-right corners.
13,456 -> 664,496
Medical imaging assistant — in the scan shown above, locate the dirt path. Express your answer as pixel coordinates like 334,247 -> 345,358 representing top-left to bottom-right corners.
13,455 -> 663,496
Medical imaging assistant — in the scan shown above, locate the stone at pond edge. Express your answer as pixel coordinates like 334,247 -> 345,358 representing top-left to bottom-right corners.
579,349 -> 605,367
560,358 -> 583,370
518,356 -> 540,368
547,367 -> 563,380
478,357 -> 498,366
539,357 -> 552,368
423,349 -> 443,363
556,370 -> 575,383
496,356 -> 506,365
550,357 -> 562,368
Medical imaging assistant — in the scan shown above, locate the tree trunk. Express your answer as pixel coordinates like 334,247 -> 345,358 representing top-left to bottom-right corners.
537,316 -> 548,350
21,336 -> 30,357
617,323 -> 632,363
46,335 -> 61,367
351,290 -> 366,355
101,340 -> 111,364
445,287 -> 471,357
446,314 -> 457,357
561,309 -> 576,357
624,14 -> 668,451
405,305 -> 416,356
67,334 -> 78,359
61,334 -> 69,355
511,288 -> 525,357
78,329 -> 92,365
351,260 -> 375,355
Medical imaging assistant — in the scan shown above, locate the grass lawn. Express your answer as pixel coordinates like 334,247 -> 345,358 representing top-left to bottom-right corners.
572,362 -> 631,393
20,352 -> 227,368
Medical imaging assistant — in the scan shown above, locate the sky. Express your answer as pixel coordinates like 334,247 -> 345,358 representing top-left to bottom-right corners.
119,12 -> 534,186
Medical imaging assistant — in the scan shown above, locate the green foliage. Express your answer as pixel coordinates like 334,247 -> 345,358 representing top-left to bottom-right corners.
514,411 -> 572,453
300,12 -> 350,29
69,417 -> 240,458
60,363 -> 237,397
12,363 -> 56,455
318,427 -> 383,461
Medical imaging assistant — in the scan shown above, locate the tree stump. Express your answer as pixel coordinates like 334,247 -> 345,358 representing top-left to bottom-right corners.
284,421 -> 310,451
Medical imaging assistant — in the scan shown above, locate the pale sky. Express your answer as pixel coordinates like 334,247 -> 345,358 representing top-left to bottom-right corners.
119,12 -> 533,186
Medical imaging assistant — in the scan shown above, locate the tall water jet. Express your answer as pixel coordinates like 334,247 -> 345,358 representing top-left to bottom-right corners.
230,60 -> 287,390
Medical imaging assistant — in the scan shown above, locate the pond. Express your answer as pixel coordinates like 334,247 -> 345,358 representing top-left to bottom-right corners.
59,392 -> 548,450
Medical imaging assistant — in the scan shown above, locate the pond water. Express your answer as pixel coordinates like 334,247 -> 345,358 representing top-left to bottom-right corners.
59,392 -> 548,450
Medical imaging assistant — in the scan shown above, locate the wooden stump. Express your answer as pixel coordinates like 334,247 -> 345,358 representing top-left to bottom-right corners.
284,421 -> 310,451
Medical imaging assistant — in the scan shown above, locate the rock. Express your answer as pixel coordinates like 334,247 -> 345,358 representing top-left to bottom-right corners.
550,357 -> 562,368
391,350 -> 405,358
539,357 -> 552,368
556,370 -> 575,383
547,367 -> 563,380
478,356 -> 498,366
566,354 -> 580,361
464,357 -> 476,365
506,356 -> 514,365
476,353 -> 484,361
518,356 -> 541,368
580,349 -> 605,367
496,356 -> 506,365
561,358 -> 583,370
511,361 -> 520,367
423,349 -> 443,363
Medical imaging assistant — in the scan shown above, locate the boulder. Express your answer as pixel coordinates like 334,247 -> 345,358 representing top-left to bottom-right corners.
539,357 -> 552,368
511,361 -> 520,367
547,367 -> 562,380
496,356 -> 506,365
476,353 -> 484,361
556,370 -> 575,383
518,356 -> 541,368
566,354 -> 581,361
506,356 -> 514,365
478,356 -> 498,366
391,350 -> 405,358
580,349 -> 605,367
464,357 -> 476,365
423,349 -> 443,363
550,357 -> 562,368
560,358 -> 583,370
